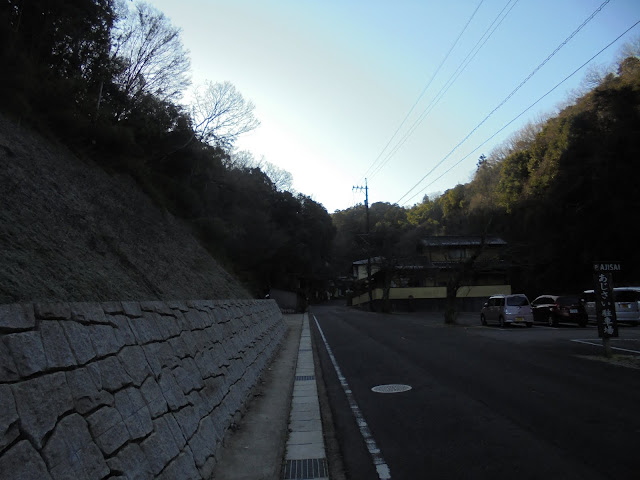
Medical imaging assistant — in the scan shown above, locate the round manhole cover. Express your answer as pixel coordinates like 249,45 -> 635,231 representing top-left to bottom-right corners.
371,384 -> 412,394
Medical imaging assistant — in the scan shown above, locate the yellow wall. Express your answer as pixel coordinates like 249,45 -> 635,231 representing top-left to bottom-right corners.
351,284 -> 512,306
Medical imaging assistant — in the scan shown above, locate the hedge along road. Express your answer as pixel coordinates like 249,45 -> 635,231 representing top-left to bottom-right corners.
310,303 -> 640,480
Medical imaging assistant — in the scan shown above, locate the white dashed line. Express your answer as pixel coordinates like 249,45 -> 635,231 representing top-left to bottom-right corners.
571,339 -> 640,354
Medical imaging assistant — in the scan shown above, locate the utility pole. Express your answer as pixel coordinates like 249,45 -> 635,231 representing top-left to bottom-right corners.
353,179 -> 373,310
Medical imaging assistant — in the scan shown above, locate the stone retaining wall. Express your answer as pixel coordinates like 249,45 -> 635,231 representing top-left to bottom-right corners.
0,299 -> 286,479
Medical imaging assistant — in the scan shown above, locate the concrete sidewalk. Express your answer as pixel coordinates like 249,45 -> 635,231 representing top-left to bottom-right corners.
281,314 -> 329,479
212,313 -> 328,480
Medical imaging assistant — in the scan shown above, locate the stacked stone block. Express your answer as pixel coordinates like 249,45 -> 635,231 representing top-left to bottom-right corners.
0,299 -> 286,479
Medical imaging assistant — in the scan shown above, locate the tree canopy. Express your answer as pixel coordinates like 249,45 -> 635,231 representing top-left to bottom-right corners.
331,46 -> 640,298
0,0 -> 335,299
110,1 -> 191,117
2,2 -> 638,302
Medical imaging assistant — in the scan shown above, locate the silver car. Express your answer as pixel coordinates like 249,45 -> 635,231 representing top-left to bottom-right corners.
481,294 -> 534,328
582,287 -> 640,326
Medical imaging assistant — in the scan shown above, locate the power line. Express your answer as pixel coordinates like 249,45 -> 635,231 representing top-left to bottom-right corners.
359,0 -> 485,183
395,0 -> 612,205
400,17 -> 640,206
369,0 -> 520,180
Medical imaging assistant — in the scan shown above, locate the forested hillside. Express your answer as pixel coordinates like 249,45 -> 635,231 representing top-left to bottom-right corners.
332,52 -> 640,296
0,1 -> 335,301
2,2 -> 638,303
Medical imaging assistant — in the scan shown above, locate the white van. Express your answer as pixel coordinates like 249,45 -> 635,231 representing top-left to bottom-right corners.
582,287 -> 640,326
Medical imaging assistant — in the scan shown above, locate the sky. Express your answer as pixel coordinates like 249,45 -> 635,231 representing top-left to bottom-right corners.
145,0 -> 640,213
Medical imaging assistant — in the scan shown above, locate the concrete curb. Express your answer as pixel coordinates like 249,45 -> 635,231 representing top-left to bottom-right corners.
282,313 -> 329,480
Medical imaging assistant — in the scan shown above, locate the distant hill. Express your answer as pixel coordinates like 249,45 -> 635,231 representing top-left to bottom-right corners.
0,113 -> 252,304
330,54 -> 640,296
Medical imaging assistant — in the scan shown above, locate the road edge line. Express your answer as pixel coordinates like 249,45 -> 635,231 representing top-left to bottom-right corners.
313,314 -> 392,480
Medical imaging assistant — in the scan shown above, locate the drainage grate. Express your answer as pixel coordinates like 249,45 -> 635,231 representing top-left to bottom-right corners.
282,458 -> 328,479
295,375 -> 315,381
371,384 -> 412,394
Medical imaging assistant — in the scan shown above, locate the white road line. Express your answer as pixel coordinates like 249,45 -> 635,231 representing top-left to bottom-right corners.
571,339 -> 640,354
313,315 -> 392,480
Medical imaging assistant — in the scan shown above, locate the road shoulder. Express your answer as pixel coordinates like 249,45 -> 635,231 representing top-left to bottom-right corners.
211,314 -> 303,479
310,312 -> 348,480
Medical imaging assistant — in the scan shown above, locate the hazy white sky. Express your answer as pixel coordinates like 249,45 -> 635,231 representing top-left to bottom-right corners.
146,0 -> 639,213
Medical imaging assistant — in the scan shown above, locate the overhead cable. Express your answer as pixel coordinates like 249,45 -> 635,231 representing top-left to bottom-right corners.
369,0 -> 520,180
395,0 -> 612,205
359,0 -> 485,184
401,18 -> 640,206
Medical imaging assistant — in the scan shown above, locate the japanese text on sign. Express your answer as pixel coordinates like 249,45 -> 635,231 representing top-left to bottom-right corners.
593,271 -> 618,338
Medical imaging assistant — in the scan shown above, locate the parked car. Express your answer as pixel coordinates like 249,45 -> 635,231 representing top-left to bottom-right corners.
481,294 -> 533,328
582,287 -> 640,326
531,295 -> 588,327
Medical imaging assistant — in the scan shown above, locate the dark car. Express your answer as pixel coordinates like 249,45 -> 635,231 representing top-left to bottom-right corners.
531,295 -> 588,327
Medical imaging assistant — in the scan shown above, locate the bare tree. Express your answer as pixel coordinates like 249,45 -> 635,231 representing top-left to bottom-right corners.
225,150 -> 256,170
227,150 -> 293,192
111,1 -> 191,108
443,245 -> 485,324
191,81 -> 260,149
487,117 -> 547,164
442,224 -> 495,324
618,35 -> 640,62
582,63 -> 613,89
259,160 -> 293,192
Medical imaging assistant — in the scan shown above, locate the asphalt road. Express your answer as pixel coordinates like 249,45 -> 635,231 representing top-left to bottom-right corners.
310,303 -> 640,480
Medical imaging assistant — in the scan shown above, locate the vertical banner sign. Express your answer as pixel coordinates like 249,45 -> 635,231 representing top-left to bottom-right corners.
593,263 -> 619,338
